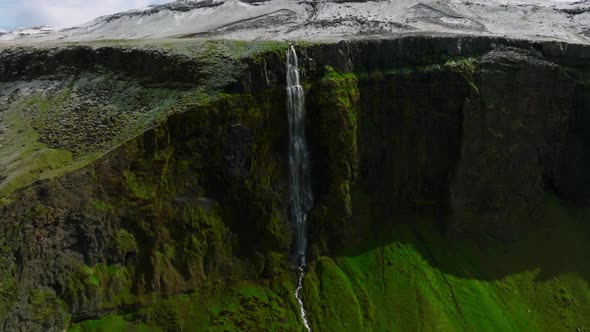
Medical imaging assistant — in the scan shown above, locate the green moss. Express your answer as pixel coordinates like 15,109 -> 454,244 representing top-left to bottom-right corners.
91,199 -> 114,212
68,314 -> 158,332
169,89 -> 291,256
264,213 -> 292,250
65,264 -> 136,312
305,257 -> 365,331
68,277 -> 300,332
0,78 -> 180,199
444,57 -> 479,95
303,193 -> 590,331
309,66 -> 360,246
264,251 -> 288,277
113,229 -> 139,257
25,88 -> 136,155
123,171 -> 156,201
354,57 -> 480,96
0,40 -> 288,199
65,192 -> 590,331
444,57 -> 477,77
0,276 -> 17,317
172,278 -> 300,331
29,289 -> 70,324
357,63 -> 444,80
28,204 -> 53,219
24,89 -> 72,114
174,207 -> 227,276
0,93 -> 77,197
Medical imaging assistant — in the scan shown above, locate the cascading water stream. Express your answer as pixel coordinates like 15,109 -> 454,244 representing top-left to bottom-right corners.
286,45 -> 313,332
295,266 -> 311,332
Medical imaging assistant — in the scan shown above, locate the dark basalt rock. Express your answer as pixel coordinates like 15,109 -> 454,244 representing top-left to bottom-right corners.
183,9 -> 298,38
452,46 -> 576,240
409,3 -> 486,31
224,123 -> 253,178
239,0 -> 273,5
0,47 -> 206,84
559,6 -> 590,15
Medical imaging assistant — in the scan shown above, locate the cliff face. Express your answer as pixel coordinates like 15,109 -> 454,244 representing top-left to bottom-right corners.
0,36 -> 589,331
305,37 -> 590,244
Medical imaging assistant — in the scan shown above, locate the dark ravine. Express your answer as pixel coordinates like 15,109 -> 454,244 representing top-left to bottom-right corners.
0,35 -> 589,331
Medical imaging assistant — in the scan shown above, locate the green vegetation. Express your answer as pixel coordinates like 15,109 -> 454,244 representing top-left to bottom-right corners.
68,278 -> 302,332
0,91 -> 77,197
62,56 -> 589,332
65,263 -> 136,313
357,57 -> 477,81
53,83 -> 294,330
82,39 -> 287,62
113,229 -> 139,259
61,194 -> 590,332
444,57 -> 479,95
302,193 -> 590,331
142,278 -> 300,331
1,40 -> 589,332
29,289 -> 70,324
0,276 -> 17,316
91,199 -> 114,212
124,170 -> 157,201
68,315 -> 157,332
0,39 -> 288,200
308,65 -> 361,249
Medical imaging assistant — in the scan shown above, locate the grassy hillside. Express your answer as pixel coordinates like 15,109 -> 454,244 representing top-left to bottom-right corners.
0,39 -> 287,199
303,194 -> 590,332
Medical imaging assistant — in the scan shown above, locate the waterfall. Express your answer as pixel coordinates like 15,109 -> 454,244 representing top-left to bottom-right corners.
286,45 -> 313,332
286,45 -> 313,267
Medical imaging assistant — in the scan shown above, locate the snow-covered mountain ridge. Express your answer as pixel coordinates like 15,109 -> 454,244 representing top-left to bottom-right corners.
0,0 -> 589,44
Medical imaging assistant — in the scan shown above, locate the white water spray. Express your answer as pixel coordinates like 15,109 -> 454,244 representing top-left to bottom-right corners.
286,45 -> 313,332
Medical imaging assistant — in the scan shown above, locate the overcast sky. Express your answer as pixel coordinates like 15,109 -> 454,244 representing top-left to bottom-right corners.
0,0 -> 173,31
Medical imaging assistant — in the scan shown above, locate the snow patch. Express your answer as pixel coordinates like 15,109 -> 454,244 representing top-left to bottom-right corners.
0,0 -> 588,44
0,26 -> 57,41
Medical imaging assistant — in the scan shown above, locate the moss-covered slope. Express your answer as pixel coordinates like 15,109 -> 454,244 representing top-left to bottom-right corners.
0,39 -> 287,198
303,195 -> 590,332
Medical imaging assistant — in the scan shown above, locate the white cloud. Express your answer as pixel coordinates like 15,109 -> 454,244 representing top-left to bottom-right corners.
0,0 -> 172,30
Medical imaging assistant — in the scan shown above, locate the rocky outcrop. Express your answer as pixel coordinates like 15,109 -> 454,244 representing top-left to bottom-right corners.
0,46 -> 212,84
